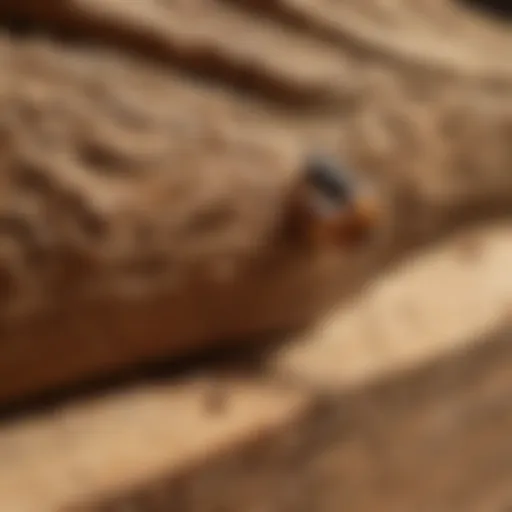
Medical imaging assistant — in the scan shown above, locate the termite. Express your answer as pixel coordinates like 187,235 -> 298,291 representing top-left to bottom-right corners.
287,153 -> 380,247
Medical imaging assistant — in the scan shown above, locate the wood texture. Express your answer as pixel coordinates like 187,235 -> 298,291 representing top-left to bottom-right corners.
0,2 -> 512,510
1,222 -> 512,512
0,0 -> 511,403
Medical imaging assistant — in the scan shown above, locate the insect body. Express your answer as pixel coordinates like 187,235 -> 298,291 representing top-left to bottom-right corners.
289,154 -> 379,247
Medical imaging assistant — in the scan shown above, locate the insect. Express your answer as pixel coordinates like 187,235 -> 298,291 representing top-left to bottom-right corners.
288,153 -> 379,247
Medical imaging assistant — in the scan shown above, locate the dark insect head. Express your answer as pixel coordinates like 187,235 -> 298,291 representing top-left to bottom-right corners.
303,153 -> 357,209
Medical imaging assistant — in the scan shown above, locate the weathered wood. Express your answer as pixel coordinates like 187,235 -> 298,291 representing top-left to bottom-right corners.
0,0 -> 511,403
0,5 -> 511,510
1,222 -> 512,512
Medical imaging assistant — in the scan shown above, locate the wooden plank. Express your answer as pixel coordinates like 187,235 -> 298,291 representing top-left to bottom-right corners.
0,25 -> 511,404
1,221 -> 512,511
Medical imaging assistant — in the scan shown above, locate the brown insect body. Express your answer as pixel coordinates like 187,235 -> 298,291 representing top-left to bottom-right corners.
289,154 -> 379,248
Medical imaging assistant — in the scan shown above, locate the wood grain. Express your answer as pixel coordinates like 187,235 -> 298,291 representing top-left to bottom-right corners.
0,0 -> 511,404
1,221 -> 512,512
0,4 -> 511,509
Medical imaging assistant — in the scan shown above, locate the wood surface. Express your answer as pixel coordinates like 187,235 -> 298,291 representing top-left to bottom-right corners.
0,1 -> 511,510
0,0 -> 510,404
1,222 -> 512,511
